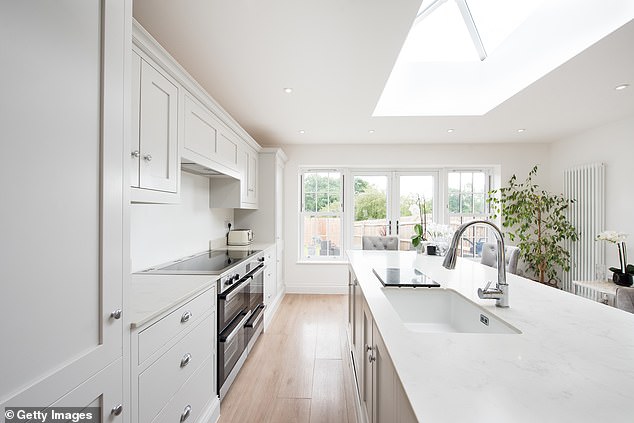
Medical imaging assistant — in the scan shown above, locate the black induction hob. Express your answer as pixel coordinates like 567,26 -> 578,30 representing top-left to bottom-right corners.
373,267 -> 441,288
142,249 -> 261,274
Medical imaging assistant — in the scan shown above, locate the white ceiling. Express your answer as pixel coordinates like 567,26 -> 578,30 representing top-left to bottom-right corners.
133,0 -> 634,147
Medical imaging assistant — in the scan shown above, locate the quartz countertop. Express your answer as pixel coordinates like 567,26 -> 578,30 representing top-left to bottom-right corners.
347,250 -> 634,423
129,274 -> 215,328
129,244 -> 274,328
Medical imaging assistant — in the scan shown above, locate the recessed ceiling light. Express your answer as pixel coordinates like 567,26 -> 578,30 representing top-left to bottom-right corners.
368,129 -> 375,134
283,87 -> 293,93
298,130 -> 305,134
517,128 -> 526,133
447,128 -> 454,133
615,83 -> 629,91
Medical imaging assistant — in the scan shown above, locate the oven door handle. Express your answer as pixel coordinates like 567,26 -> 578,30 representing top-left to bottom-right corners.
247,264 -> 265,280
220,312 -> 250,343
245,304 -> 265,328
218,277 -> 250,301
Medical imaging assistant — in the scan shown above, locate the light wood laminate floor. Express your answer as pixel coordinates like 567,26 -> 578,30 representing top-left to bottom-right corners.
218,294 -> 358,423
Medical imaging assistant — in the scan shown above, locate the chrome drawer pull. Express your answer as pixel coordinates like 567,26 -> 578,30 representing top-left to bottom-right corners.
181,311 -> 192,323
180,353 -> 192,368
110,309 -> 122,320
180,405 -> 192,422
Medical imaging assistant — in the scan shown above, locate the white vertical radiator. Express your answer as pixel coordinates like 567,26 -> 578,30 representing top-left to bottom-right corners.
562,163 -> 605,292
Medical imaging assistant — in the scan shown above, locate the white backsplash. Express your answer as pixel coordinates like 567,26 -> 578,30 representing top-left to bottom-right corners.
130,171 -> 233,272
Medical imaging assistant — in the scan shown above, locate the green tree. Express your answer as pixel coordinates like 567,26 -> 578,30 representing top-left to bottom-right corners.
487,165 -> 578,286
303,173 -> 341,212
354,186 -> 386,220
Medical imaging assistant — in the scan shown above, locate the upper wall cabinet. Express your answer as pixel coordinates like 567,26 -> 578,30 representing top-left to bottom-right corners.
242,145 -> 259,206
131,50 -> 179,203
183,94 -> 240,176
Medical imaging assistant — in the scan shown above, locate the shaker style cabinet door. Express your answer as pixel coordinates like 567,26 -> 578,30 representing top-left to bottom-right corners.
0,0 -> 125,409
138,59 -> 179,193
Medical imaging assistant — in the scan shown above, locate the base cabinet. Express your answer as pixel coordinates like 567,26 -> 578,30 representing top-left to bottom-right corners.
130,287 -> 218,423
351,293 -> 417,423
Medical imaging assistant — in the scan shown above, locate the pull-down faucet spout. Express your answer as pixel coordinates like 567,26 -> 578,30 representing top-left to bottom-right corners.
442,220 -> 509,308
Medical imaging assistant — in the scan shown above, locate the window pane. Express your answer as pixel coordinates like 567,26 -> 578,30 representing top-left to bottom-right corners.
304,193 -> 316,212
448,192 -> 459,213
302,215 -> 342,259
473,172 -> 485,193
461,172 -> 473,193
304,174 -> 316,193
461,194 -> 473,214
473,193 -> 485,214
353,175 -> 388,249
448,172 -> 460,191
316,193 -> 329,211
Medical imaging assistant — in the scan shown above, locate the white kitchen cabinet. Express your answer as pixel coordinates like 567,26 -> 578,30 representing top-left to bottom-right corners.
130,48 -> 180,203
182,94 -> 240,176
264,247 -> 278,309
242,145 -> 259,206
235,149 -> 287,323
208,140 -> 260,209
354,297 -> 417,423
0,0 -> 127,416
130,287 -> 218,423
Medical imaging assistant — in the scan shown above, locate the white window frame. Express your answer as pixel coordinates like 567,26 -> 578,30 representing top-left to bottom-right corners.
444,168 -> 493,258
298,168 -> 345,261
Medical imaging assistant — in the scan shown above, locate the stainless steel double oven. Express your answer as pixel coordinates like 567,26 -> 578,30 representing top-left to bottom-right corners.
140,248 -> 266,399
216,251 -> 265,397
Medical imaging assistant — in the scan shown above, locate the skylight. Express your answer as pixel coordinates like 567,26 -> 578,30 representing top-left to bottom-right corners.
374,0 -> 634,116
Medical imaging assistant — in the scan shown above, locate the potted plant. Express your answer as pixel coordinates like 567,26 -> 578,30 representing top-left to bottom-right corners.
596,231 -> 634,286
410,194 -> 428,253
487,166 -> 578,287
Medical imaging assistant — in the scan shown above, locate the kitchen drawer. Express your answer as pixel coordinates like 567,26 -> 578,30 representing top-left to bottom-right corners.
138,288 -> 214,364
139,314 -> 214,423
153,355 -> 215,423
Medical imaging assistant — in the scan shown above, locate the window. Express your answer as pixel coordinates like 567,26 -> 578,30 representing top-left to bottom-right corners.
447,170 -> 491,258
352,172 -> 437,251
300,170 -> 344,260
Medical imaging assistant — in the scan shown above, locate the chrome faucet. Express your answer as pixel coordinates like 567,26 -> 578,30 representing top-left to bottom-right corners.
442,220 -> 509,308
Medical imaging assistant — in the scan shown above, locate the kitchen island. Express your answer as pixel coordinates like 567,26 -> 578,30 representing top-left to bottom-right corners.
347,250 -> 634,423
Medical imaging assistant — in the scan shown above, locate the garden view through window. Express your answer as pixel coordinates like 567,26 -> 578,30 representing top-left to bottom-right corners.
299,168 -> 492,261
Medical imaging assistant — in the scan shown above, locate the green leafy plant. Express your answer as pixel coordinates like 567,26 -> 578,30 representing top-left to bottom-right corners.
487,166 -> 578,286
411,195 -> 428,248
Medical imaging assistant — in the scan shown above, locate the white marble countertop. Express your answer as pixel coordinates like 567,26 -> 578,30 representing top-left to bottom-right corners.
347,250 -> 634,423
129,243 -> 274,328
129,274 -> 216,328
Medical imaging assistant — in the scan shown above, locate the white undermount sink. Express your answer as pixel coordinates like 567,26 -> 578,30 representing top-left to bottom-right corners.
382,288 -> 521,334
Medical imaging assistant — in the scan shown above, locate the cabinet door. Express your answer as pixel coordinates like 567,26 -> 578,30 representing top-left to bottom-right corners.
395,381 -> 418,423
373,326 -> 396,423
184,94 -> 217,161
264,248 -> 277,306
139,59 -> 178,193
247,149 -> 258,203
361,301 -> 374,423
131,52 -> 142,187
0,0 -> 124,408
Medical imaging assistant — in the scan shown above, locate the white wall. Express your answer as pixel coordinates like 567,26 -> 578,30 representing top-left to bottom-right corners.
282,142 -> 552,293
549,115 -> 634,269
130,171 -> 234,271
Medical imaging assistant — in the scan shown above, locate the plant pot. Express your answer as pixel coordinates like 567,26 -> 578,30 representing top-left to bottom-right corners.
426,244 -> 437,256
613,271 -> 634,287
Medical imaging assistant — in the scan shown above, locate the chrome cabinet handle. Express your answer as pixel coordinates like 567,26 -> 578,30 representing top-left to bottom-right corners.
180,353 -> 192,368
180,405 -> 192,422
143,154 -> 152,162
181,311 -> 192,323
111,404 -> 123,416
365,344 -> 372,352
110,309 -> 122,320
131,150 -> 140,158
369,355 -> 376,363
